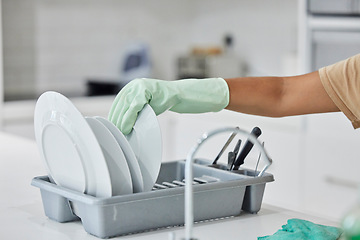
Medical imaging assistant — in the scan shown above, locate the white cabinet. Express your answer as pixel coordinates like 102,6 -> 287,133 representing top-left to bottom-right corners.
300,113 -> 360,221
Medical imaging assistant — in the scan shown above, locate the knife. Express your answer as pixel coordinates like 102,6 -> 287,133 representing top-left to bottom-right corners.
232,126 -> 262,171
212,127 -> 239,165
227,151 -> 236,170
229,139 -> 241,170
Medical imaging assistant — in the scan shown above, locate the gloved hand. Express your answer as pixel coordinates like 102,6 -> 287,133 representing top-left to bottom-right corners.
108,78 -> 229,134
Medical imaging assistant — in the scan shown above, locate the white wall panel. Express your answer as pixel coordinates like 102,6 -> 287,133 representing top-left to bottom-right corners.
2,0 -> 298,100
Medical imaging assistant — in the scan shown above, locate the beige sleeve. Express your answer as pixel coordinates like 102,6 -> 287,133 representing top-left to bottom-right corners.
319,53 -> 360,128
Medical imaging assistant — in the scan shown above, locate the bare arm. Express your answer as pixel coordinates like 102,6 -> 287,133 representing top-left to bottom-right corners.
225,71 -> 339,117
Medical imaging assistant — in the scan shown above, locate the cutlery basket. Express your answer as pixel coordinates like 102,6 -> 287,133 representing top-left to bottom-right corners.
31,160 -> 274,239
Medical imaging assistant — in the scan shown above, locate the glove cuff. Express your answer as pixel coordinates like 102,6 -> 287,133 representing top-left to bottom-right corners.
169,77 -> 230,113
215,77 -> 230,111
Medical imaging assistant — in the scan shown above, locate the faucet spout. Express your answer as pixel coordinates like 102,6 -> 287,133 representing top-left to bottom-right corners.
184,127 -> 272,240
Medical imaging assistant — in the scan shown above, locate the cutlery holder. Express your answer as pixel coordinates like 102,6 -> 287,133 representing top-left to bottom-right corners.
31,160 -> 274,239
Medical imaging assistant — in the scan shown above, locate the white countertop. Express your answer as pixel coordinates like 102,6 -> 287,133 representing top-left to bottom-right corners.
0,132 -> 340,240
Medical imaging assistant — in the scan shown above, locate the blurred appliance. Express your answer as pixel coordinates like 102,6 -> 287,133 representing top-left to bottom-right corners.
119,42 -> 152,85
87,43 -> 151,96
299,0 -> 360,73
309,0 -> 360,15
177,55 -> 207,79
86,81 -> 120,96
177,54 -> 244,79
177,35 -> 244,79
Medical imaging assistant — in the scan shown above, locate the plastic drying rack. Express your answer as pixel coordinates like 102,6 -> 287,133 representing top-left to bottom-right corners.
32,159 -> 274,238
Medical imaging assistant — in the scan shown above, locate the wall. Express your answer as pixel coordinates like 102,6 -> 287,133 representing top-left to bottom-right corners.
0,0 -> 3,128
2,0 -> 298,100
2,0 -> 37,100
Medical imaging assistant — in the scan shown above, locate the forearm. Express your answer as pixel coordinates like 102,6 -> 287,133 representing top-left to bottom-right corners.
225,76 -> 284,116
225,71 -> 339,117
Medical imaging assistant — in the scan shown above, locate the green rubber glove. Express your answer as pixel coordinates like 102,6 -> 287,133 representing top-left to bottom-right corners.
108,78 -> 229,135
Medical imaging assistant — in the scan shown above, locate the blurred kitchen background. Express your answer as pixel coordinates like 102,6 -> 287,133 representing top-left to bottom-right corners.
1,0 -> 360,224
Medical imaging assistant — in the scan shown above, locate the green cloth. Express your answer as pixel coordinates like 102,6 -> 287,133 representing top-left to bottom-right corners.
258,218 -> 343,240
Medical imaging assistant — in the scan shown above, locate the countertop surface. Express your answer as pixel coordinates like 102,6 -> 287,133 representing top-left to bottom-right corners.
0,131 -> 340,240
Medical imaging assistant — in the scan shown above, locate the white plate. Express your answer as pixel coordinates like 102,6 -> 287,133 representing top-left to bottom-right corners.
126,104 -> 162,192
94,116 -> 144,193
34,91 -> 112,197
85,117 -> 133,196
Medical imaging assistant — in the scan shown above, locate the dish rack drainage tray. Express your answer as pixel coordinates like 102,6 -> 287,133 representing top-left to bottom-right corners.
31,160 -> 274,238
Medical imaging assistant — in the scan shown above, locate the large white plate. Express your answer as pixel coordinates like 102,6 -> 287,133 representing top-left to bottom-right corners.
94,116 -> 144,193
34,91 -> 112,197
85,117 -> 133,196
126,104 -> 162,192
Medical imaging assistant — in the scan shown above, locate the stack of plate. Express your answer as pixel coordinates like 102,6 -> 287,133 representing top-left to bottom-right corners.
34,91 -> 162,197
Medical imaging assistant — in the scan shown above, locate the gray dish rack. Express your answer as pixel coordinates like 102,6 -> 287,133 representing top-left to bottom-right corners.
31,159 -> 274,239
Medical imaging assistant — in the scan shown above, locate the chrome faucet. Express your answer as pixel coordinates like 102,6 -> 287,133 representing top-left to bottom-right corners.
183,127 -> 273,240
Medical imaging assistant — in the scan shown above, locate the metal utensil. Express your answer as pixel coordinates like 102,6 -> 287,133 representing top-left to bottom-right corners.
233,139 -> 241,158
232,126 -> 262,170
227,151 -> 236,170
254,142 -> 265,177
212,126 -> 239,165
254,142 -> 264,177
230,139 -> 242,170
